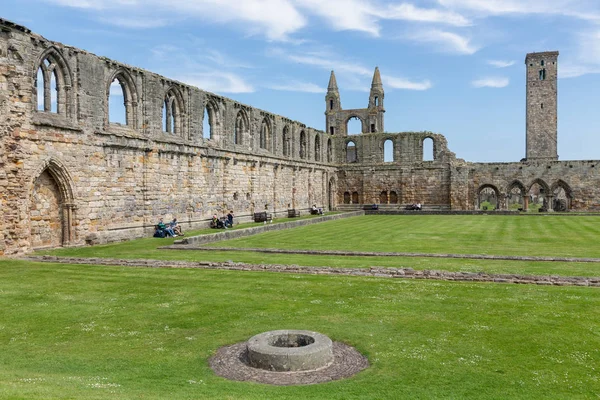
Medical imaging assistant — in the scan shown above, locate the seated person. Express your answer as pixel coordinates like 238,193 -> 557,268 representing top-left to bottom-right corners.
157,218 -> 176,237
218,216 -> 227,229
170,217 -> 183,236
210,215 -> 219,229
311,204 -> 319,215
416,202 -> 422,211
226,211 -> 234,228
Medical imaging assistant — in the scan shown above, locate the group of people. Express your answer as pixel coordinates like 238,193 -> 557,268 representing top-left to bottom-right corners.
406,202 -> 422,211
154,217 -> 183,238
211,211 -> 234,229
311,204 -> 324,215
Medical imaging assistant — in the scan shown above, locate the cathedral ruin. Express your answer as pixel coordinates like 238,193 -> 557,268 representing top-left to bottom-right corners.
1,18 -> 599,255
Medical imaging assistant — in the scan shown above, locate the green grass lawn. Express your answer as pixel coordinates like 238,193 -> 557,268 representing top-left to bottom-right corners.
41,215 -> 600,277
1,260 -> 599,399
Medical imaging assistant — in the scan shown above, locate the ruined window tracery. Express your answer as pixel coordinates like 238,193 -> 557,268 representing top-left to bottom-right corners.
234,110 -> 249,145
34,48 -> 72,116
299,130 -> 307,159
282,125 -> 291,157
107,70 -> 138,128
314,135 -> 321,161
163,87 -> 184,136
260,118 -> 271,150
346,141 -> 357,163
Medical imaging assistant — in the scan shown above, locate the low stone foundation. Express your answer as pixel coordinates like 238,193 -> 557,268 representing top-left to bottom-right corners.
24,256 -> 600,287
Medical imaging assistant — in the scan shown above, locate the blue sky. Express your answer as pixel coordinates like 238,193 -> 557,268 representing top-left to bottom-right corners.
4,0 -> 600,162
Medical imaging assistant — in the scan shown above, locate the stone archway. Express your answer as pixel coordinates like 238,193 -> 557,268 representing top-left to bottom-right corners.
30,170 -> 63,248
477,184 -> 500,210
29,159 -> 76,249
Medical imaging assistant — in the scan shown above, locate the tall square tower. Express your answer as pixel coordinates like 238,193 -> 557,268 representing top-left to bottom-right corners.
525,51 -> 559,161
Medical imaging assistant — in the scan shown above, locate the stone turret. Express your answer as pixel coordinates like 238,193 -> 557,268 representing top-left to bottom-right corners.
367,67 -> 385,133
325,70 -> 340,135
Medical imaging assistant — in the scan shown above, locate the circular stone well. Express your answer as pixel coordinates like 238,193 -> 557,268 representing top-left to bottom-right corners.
247,330 -> 333,372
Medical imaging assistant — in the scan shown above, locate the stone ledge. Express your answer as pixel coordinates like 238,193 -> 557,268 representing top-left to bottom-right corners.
22,256 -> 600,287
171,211 -> 364,246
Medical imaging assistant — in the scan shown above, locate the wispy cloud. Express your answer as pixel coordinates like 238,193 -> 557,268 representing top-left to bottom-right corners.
384,3 -> 471,26
177,72 -> 255,93
487,59 -> 516,68
267,81 -> 324,93
560,29 -> 600,78
46,0 -> 307,41
407,29 -> 479,54
148,43 -> 255,93
383,75 -> 433,91
471,77 -> 509,88
269,47 -> 432,91
438,0 -> 600,22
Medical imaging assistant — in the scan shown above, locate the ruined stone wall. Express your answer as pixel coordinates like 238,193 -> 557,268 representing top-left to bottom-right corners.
0,19 -> 335,255
335,131 -> 457,206
466,160 -> 600,211
2,18 -> 600,255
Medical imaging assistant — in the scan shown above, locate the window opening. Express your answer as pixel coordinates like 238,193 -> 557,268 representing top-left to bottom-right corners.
346,141 -> 357,163
384,139 -> 394,162
423,137 -> 434,161
203,107 -> 211,139
347,117 -> 362,135
108,78 -> 126,124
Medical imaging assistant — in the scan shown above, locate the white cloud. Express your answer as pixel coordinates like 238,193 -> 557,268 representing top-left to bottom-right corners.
384,3 -> 470,26
294,0 -> 381,36
383,75 -> 433,91
46,0 -> 307,41
269,48 -> 432,91
293,0 -> 471,37
437,0 -> 600,22
471,77 -> 509,88
268,81 -> 325,93
408,29 -> 479,54
560,30 -> 600,78
98,16 -> 168,29
487,60 -> 516,68
176,71 -> 255,94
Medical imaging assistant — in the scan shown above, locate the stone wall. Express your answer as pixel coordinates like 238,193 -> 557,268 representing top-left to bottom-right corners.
0,18 -> 336,255
2,18 -> 600,255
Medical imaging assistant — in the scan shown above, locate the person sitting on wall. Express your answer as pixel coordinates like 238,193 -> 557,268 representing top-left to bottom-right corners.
170,217 -> 183,236
210,215 -> 219,229
219,215 -> 228,229
157,217 -> 176,237
372,203 -> 379,210
311,204 -> 319,215
416,202 -> 422,211
226,211 -> 234,228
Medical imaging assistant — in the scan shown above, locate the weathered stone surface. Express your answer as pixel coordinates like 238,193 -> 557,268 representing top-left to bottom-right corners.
2,18 -> 600,255
247,330 -> 333,372
23,256 -> 600,287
